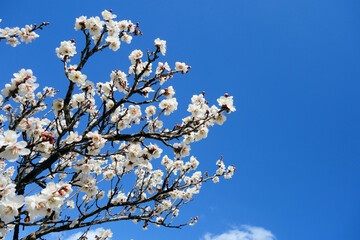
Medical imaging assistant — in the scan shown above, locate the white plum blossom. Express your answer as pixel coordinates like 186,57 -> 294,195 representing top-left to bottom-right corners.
68,70 -> 87,86
85,17 -> 104,36
161,86 -> 175,98
156,62 -> 170,75
0,130 -> 19,147
56,40 -> 77,59
6,35 -> 20,47
0,130 -> 30,162
121,33 -> 132,44
118,20 -> 129,31
52,98 -> 64,112
154,38 -> 166,56
217,94 -> 236,113
175,62 -> 189,73
74,16 -> 87,30
159,98 -> 178,115
173,142 -> 191,158
145,105 -> 156,117
103,170 -> 116,180
111,192 -> 127,204
25,195 -> 49,222
106,35 -> 121,51
19,25 -> 39,44
214,113 -> 227,125
128,105 -> 142,120
129,49 -> 143,64
0,141 -> 30,162
102,10 -> 117,21
65,131 -> 82,144
0,195 -> 24,223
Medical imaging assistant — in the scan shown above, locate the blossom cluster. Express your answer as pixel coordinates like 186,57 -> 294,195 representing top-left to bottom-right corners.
25,182 -> 72,222
0,19 -> 47,47
73,10 -> 138,52
0,10 -> 236,240
0,130 -> 30,162
0,170 -> 24,236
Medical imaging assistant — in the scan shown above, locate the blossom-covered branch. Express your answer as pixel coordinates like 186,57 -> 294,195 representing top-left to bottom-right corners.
0,20 -> 49,47
0,10 -> 236,240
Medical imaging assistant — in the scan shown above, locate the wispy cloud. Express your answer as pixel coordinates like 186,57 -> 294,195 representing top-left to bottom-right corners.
202,225 -> 276,240
63,227 -> 106,240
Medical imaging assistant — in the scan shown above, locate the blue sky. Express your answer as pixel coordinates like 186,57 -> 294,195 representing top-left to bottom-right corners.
1,0 -> 360,239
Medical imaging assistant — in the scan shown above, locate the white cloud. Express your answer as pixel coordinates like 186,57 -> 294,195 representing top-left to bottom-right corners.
64,227 -> 106,240
202,225 -> 276,240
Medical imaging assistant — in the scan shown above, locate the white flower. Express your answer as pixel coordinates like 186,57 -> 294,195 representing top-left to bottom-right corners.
147,119 -> 163,132
86,131 -> 106,154
6,36 -> 20,47
106,20 -> 119,36
92,34 -> 103,44
106,36 -> 120,51
217,94 -> 236,113
224,165 -> 236,179
159,98 -> 178,115
129,50 -> 143,64
118,20 -> 129,31
143,143 -> 163,159
161,86 -> 175,98
195,127 -> 209,141
102,10 -> 117,21
111,192 -> 127,204
56,41 -> 77,59
18,79 -> 39,96
187,104 -> 205,118
191,94 -> 205,104
189,156 -> 199,170
0,130 -> 19,147
103,170 -> 115,180
213,176 -> 220,183
85,17 -> 104,36
154,38 -> 166,56
0,141 -> 30,162
173,142 -> 190,158
156,62 -> 170,74
0,195 -> 24,223
71,93 -> 85,108
1,83 -> 15,97
74,16 -> 87,30
127,105 -> 142,119
110,71 -> 128,93
175,62 -> 189,73
145,105 -> 156,117
121,33 -> 132,44
19,25 -> 39,44
52,99 -> 64,111
36,142 -> 53,157
65,131 -> 82,144
68,70 -> 87,86
142,87 -> 154,98
214,113 -> 227,125
25,195 -> 48,222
